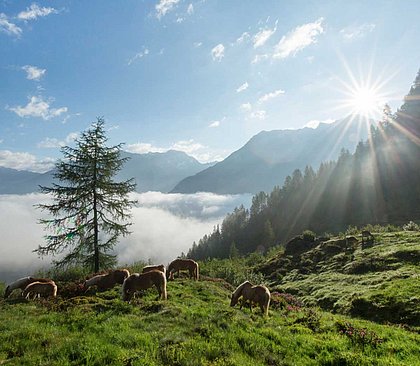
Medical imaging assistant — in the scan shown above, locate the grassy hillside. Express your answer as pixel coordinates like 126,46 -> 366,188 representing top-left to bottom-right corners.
1,273 -> 419,365
257,230 -> 420,328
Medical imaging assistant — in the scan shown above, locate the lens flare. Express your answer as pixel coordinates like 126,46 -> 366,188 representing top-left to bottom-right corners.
331,55 -> 399,122
348,85 -> 384,117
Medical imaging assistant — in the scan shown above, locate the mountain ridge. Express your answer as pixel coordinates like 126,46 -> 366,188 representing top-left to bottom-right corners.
0,150 -> 212,195
172,116 -> 374,194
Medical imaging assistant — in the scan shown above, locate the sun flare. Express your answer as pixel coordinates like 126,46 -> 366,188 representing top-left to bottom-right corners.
349,86 -> 383,116
332,58 -> 397,122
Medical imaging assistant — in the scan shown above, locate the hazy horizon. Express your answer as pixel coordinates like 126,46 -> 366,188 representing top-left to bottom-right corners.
0,192 -> 252,284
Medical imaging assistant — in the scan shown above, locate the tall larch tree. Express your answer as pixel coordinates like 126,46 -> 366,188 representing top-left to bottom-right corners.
35,118 -> 137,272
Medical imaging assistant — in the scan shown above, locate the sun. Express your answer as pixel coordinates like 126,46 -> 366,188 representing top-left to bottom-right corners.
348,85 -> 384,117
334,76 -> 391,121
332,61 -> 397,121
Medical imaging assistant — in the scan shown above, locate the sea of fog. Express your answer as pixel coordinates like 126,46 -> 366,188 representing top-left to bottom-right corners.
0,192 -> 252,284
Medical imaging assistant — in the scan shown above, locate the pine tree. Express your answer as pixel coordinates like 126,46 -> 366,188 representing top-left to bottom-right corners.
35,118 -> 137,272
229,241 -> 239,259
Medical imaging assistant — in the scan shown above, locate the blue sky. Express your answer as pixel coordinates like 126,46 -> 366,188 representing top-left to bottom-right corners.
1,0 -> 419,172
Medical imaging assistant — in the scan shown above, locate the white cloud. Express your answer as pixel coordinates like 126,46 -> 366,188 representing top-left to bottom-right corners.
211,43 -> 225,62
37,132 -> 78,148
304,118 -> 335,129
273,18 -> 324,59
107,125 -> 119,132
251,54 -> 269,64
37,138 -> 62,149
240,102 -> 252,112
156,0 -> 180,19
208,120 -> 220,128
0,192 -> 252,283
17,3 -> 58,21
126,140 -> 206,157
22,65 -> 46,81
125,143 -> 166,154
172,139 -> 205,155
236,82 -> 249,93
187,3 -> 194,15
134,192 -> 251,220
9,96 -> 68,120
0,150 -> 55,172
128,48 -> 150,65
258,89 -> 285,104
194,41 -> 202,48
66,132 -> 79,141
0,194 -> 53,283
208,117 -> 226,128
340,23 -> 376,40
253,22 -> 277,48
250,110 -> 266,120
0,13 -> 22,37
126,139 -> 226,163
236,32 -> 250,44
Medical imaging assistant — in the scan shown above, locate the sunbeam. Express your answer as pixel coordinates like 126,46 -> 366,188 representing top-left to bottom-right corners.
330,54 -> 400,125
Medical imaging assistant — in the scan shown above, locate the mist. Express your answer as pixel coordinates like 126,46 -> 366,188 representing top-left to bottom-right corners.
0,192 -> 251,284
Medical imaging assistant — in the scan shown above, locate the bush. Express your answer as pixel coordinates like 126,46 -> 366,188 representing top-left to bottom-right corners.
200,258 -> 266,287
35,266 -> 89,282
271,292 -> 303,311
302,230 -> 316,242
266,244 -> 284,259
345,225 -> 359,235
336,321 -> 383,349
125,260 -> 149,274
403,221 -> 419,231
295,308 -> 322,332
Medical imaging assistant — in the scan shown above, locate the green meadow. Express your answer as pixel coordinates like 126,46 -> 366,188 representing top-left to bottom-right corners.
1,230 -> 419,365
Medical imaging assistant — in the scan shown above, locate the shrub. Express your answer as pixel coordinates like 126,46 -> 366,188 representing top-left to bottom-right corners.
125,260 -> 149,274
266,244 -> 284,259
336,321 -> 383,349
360,223 -> 400,233
295,308 -> 322,332
302,230 -> 316,242
271,292 -> 303,311
345,225 -> 359,235
200,258 -> 266,287
35,266 -> 89,282
403,221 -> 419,231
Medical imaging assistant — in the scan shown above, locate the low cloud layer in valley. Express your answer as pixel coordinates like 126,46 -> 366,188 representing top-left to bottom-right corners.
0,192 -> 251,284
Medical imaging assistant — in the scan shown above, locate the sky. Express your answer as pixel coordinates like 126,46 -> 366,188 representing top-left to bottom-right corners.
1,0 -> 420,172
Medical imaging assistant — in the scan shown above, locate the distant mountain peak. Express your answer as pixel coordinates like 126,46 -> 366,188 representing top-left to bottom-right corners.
171,116 -> 375,195
1,149 -> 213,195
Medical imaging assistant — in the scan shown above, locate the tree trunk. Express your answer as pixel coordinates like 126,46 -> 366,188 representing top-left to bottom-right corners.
93,143 -> 99,272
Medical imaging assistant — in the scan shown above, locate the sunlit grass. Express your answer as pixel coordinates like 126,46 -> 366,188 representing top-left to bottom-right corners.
1,257 -> 420,365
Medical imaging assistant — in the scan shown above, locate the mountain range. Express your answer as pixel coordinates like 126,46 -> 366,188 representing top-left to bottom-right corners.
0,167 -> 55,195
172,116 -> 374,194
118,150 -> 214,193
0,150 -> 212,195
0,116 -> 373,195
